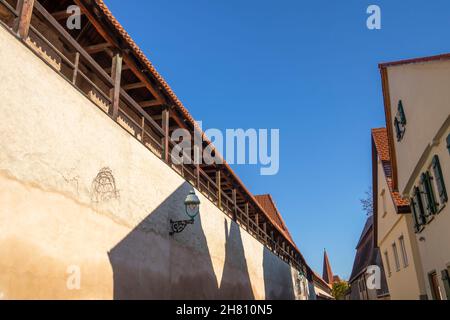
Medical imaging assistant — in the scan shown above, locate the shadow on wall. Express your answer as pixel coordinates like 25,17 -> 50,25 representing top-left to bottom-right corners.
219,219 -> 254,299
108,182 -> 259,299
263,247 -> 296,300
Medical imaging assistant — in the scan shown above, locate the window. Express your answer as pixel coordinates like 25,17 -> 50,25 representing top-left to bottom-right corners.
411,186 -> 426,232
399,235 -> 409,268
297,277 -> 303,296
359,277 -> 368,300
429,271 -> 443,300
420,171 -> 438,216
410,155 -> 447,232
447,134 -> 450,155
392,242 -> 400,272
432,155 -> 448,205
397,100 -> 407,125
302,280 -> 308,298
384,251 -> 392,277
394,100 -> 407,141
441,268 -> 450,300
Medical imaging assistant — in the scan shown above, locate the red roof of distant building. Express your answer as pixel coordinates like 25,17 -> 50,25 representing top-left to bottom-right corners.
372,128 -> 410,208
254,194 -> 295,246
312,271 -> 333,290
322,249 -> 334,285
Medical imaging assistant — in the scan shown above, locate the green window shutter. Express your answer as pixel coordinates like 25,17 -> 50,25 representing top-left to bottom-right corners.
432,155 -> 448,204
410,197 -> 421,233
398,100 -> 407,125
394,118 -> 402,141
447,134 -> 450,155
421,172 -> 438,215
441,269 -> 450,300
413,186 -> 426,227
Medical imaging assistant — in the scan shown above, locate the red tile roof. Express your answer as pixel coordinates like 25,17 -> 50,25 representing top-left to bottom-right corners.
254,194 -> 296,246
312,271 -> 333,290
322,249 -> 334,285
372,128 -> 410,208
333,275 -> 342,283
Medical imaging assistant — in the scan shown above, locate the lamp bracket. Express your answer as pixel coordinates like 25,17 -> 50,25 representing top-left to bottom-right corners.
169,218 -> 194,236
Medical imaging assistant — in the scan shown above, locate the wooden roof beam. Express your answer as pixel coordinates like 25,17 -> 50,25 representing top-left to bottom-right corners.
52,10 -> 85,21
84,42 -> 112,54
104,64 -> 130,74
123,82 -> 146,91
139,100 -> 163,108
73,0 -> 166,105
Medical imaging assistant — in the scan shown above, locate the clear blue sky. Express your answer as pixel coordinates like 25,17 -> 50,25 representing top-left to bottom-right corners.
105,0 -> 450,279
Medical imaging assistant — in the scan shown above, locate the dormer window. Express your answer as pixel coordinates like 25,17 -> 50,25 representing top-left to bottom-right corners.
394,100 -> 407,141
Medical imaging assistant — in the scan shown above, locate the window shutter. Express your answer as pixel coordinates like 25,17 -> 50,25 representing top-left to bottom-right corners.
421,172 -> 438,215
447,134 -> 450,155
410,197 -> 420,233
394,118 -> 402,141
441,269 -> 450,300
412,186 -> 426,227
432,155 -> 448,204
398,100 -> 407,125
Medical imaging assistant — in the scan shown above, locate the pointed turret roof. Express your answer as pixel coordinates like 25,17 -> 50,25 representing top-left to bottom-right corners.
322,249 -> 334,285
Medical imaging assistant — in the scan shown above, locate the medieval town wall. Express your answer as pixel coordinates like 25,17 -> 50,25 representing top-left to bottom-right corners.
0,26 -> 300,300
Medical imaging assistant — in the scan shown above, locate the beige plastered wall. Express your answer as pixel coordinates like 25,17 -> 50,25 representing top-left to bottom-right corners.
376,157 -> 425,300
386,61 -> 450,299
0,26 -> 300,300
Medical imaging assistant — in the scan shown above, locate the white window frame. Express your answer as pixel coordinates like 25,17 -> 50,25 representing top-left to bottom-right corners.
384,251 -> 391,277
398,235 -> 409,268
381,189 -> 387,217
392,242 -> 400,272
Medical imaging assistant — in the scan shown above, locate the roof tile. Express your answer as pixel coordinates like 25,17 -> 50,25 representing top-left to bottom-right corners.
372,128 -> 410,208
254,194 -> 295,246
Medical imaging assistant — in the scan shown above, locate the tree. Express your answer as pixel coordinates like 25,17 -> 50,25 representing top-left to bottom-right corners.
360,187 -> 373,216
332,280 -> 350,300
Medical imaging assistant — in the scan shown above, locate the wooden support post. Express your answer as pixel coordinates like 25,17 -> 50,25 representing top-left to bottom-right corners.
196,164 -> 201,189
263,222 -> 267,241
110,53 -> 123,120
244,202 -> 250,230
17,0 -> 35,39
232,189 -> 237,222
245,202 -> 250,225
141,116 -> 145,142
162,107 -> 170,162
72,52 -> 80,85
216,170 -> 222,208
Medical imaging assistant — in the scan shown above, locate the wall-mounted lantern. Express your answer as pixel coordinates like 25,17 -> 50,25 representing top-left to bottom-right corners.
169,190 -> 201,236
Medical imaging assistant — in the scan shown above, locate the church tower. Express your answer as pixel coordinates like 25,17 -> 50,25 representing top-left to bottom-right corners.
323,249 -> 334,285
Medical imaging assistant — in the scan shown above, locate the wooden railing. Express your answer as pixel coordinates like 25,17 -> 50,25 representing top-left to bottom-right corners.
0,0 -> 18,31
0,0 -> 304,272
30,1 -> 166,154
